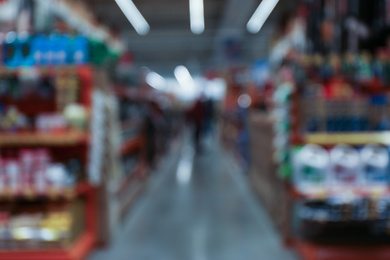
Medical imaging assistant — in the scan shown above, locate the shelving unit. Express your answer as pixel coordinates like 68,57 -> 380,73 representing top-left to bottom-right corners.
110,86 -> 151,222
0,66 -> 99,260
291,84 -> 390,259
303,132 -> 390,146
295,240 -> 390,260
0,131 -> 89,146
249,47 -> 390,259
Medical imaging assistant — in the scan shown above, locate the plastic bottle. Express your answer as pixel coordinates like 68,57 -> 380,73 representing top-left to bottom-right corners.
329,145 -> 361,188
3,32 -> 18,67
360,144 -> 389,187
293,144 -> 329,194
19,32 -> 34,66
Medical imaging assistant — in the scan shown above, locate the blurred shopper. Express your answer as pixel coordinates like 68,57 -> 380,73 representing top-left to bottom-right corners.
187,98 -> 205,152
143,104 -> 158,168
203,98 -> 215,136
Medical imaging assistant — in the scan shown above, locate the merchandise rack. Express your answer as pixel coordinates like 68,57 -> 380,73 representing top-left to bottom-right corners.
0,131 -> 89,146
249,67 -> 390,259
288,82 -> 390,260
295,240 -> 390,260
112,86 -> 151,221
0,65 -> 98,260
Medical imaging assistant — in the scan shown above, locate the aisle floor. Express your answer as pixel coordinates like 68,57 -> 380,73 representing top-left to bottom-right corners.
89,134 -> 298,260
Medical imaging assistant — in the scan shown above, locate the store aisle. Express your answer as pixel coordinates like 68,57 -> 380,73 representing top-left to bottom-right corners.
89,134 -> 298,260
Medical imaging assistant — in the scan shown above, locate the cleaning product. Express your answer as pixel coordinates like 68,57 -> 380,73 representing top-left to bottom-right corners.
329,145 -> 361,188
18,32 -> 33,66
293,144 -> 329,195
3,32 -> 18,67
360,144 -> 389,187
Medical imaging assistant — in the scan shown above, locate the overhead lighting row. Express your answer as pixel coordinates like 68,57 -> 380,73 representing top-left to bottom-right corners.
115,0 -> 279,35
146,66 -> 194,91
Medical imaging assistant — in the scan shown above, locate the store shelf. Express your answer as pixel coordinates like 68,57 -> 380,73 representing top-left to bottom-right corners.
121,119 -> 142,132
0,131 -> 89,146
0,65 -> 87,76
120,136 -> 144,155
289,185 -> 390,200
295,240 -> 390,260
119,179 -> 147,220
116,163 -> 147,196
113,162 -> 148,220
0,182 -> 92,201
302,132 -> 390,146
0,232 -> 95,260
0,98 -> 55,116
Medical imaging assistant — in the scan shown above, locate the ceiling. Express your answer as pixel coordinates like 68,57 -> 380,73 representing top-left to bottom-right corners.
87,0 -> 296,77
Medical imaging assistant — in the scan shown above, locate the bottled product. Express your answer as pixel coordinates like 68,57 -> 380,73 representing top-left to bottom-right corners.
329,145 -> 361,188
293,144 -> 329,194
360,144 -> 389,187
3,32 -> 18,67
19,32 -> 33,66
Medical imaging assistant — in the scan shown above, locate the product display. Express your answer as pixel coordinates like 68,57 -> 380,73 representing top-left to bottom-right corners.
0,211 -> 73,244
0,64 -> 96,259
1,33 -> 89,67
294,144 -> 390,195
249,22 -> 390,257
0,149 -> 79,194
0,68 -> 86,133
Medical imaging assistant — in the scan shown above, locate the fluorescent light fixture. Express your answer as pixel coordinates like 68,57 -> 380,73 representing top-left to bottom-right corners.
189,0 -> 205,34
146,72 -> 166,90
174,66 -> 195,89
115,0 -> 150,35
247,0 -> 279,34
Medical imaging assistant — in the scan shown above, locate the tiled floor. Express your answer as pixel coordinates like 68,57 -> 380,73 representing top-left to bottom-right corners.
89,133 -> 298,260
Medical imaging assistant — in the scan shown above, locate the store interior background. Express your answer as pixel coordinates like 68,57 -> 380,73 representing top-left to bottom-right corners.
1,0 -> 390,259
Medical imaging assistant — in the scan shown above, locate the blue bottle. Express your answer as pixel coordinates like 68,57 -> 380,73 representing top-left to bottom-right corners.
19,32 -> 34,66
3,32 -> 19,67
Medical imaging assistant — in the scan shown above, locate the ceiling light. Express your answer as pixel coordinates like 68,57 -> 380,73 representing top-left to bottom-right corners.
238,94 -> 252,108
174,66 -> 195,89
189,0 -> 205,34
247,0 -> 279,34
115,0 -> 150,35
146,72 -> 166,90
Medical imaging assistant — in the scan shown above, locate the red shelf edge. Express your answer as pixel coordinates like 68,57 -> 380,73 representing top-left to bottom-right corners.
0,131 -> 89,146
120,136 -> 144,155
0,182 -> 92,201
68,232 -> 96,260
0,232 -> 95,260
115,163 -> 148,197
295,240 -> 390,260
